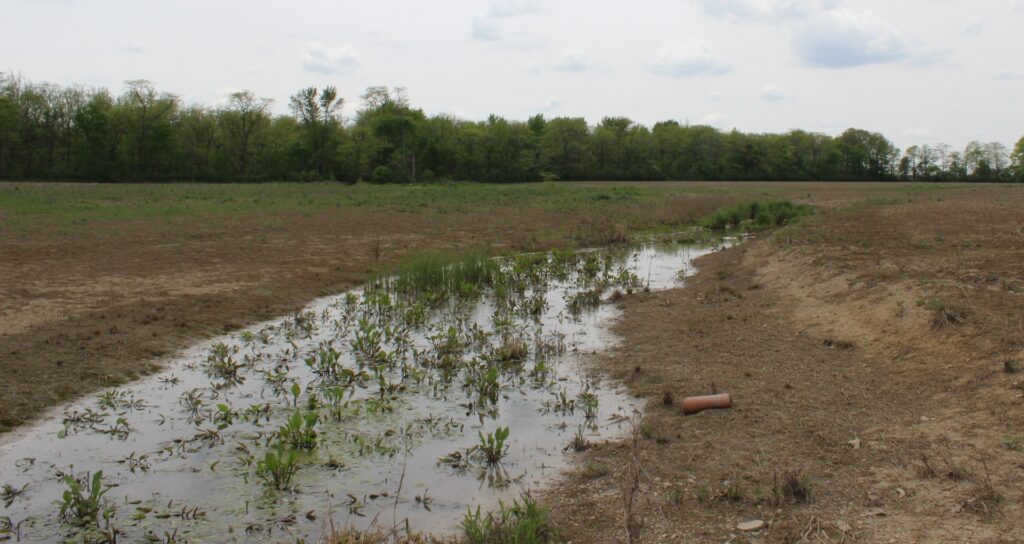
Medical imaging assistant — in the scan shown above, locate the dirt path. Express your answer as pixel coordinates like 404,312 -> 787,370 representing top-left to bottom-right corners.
548,188 -> 1024,542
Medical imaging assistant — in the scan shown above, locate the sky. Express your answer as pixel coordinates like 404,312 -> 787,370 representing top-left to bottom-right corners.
3,0 -> 1023,150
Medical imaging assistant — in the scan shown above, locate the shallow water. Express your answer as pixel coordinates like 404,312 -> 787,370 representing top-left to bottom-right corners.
0,241 -> 724,542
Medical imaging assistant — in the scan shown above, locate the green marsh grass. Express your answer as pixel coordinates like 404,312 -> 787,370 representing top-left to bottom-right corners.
701,199 -> 814,230
461,494 -> 558,544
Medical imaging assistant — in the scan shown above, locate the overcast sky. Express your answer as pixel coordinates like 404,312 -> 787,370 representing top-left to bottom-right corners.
3,0 -> 1022,149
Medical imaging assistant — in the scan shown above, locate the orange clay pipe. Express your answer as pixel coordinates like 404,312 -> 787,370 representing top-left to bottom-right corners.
681,393 -> 733,415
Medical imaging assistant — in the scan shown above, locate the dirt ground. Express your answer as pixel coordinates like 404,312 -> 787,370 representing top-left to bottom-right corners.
548,186 -> 1024,542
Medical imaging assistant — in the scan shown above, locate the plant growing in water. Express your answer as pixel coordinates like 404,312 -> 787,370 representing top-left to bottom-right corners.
277,409 -> 318,450
257,445 -> 299,490
578,389 -> 599,420
477,426 -> 510,465
59,470 -> 114,527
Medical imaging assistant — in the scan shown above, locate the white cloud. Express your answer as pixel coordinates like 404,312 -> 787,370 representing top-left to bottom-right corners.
487,0 -> 538,18
961,15 -> 984,36
698,112 -> 731,129
708,90 -> 723,102
759,84 -> 789,101
647,40 -> 732,77
904,127 -> 932,140
301,43 -> 360,75
793,9 -> 909,68
540,96 -> 562,113
994,68 -> 1024,80
700,0 -> 835,22
470,16 -> 502,42
550,49 -> 594,73
116,40 -> 144,54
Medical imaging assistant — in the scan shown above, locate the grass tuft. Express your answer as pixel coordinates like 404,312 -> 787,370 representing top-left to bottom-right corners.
461,494 -> 559,544
701,200 -> 814,230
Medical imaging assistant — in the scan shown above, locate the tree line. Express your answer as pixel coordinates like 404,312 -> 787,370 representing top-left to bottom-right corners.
1,73 -> 1022,183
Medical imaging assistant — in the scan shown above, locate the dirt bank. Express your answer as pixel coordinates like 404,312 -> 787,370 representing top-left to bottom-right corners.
549,187 -> 1024,542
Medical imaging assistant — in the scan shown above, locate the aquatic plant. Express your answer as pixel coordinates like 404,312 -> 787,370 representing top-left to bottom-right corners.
305,344 -> 345,381
578,389 -> 600,420
477,426 -> 510,465
2,483 -> 28,508
566,288 -> 602,315
466,366 -> 502,405
277,409 -> 318,450
205,342 -> 244,382
257,445 -> 299,490
59,470 -> 114,527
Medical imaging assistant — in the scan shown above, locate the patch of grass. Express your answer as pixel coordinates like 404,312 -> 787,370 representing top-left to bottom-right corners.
461,494 -> 559,544
321,523 -> 441,543
0,181 -> 737,233
701,200 -> 814,230
1003,436 -> 1023,451
375,251 -> 498,302
578,462 -> 611,479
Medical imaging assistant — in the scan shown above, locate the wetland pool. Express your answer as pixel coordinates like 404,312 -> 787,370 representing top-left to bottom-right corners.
0,240 -> 727,542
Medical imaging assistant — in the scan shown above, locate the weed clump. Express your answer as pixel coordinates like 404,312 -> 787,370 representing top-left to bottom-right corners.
771,470 -> 811,505
701,200 -> 814,230
461,494 -> 559,544
930,303 -> 969,330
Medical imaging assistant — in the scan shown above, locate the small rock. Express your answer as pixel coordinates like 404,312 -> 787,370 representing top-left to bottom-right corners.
861,508 -> 887,517
737,520 -> 766,532
848,438 -> 861,450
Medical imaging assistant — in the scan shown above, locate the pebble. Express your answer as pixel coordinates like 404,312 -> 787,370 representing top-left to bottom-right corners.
737,520 -> 766,532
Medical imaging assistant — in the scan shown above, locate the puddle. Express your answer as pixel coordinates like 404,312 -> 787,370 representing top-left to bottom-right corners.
0,241 -> 726,542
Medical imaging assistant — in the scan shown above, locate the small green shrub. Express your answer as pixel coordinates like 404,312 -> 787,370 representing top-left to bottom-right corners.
371,165 -> 394,183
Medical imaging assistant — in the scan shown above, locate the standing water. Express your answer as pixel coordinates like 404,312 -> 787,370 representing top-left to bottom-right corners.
0,241 -> 726,542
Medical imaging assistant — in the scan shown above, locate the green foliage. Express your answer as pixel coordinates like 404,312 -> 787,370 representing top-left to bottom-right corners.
257,444 -> 299,490
5,73 -> 1016,184
461,494 -> 559,544
277,409 -> 318,449
701,200 -> 814,230
377,251 -> 498,303
477,426 -> 510,465
59,470 -> 114,526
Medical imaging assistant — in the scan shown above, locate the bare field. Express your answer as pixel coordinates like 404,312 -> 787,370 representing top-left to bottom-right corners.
548,185 -> 1024,542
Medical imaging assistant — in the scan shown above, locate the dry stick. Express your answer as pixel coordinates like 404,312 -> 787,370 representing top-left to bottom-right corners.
393,439 -> 411,532
624,410 -> 645,544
